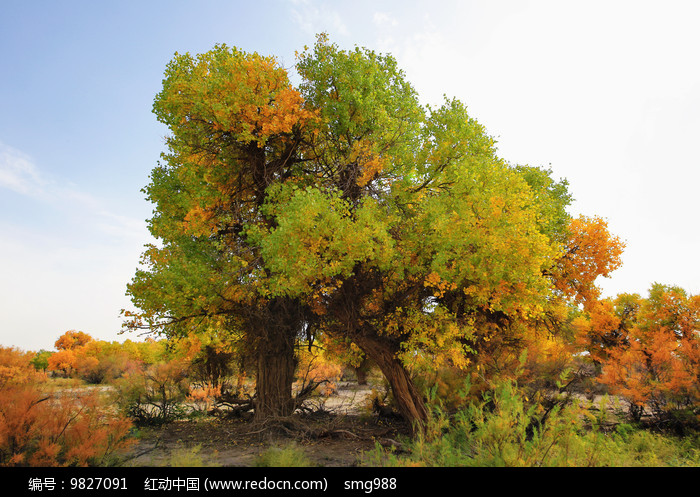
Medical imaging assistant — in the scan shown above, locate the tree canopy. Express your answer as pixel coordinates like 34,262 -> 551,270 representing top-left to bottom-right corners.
125,35 -> 624,428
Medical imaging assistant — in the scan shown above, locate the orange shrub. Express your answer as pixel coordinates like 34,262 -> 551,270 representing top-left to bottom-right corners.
0,346 -> 134,466
296,345 -> 343,397
113,359 -> 190,424
187,382 -> 222,413
590,285 -> 700,427
0,346 -> 43,387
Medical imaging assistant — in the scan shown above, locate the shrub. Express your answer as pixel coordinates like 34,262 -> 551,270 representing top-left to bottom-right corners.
187,382 -> 221,414
295,344 -> 343,398
0,347 -> 134,466
167,444 -> 220,467
365,380 -> 700,467
254,442 -> 312,467
113,360 -> 190,425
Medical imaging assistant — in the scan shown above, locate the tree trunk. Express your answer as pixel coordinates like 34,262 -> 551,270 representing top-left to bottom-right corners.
253,327 -> 296,420
250,297 -> 302,421
353,333 -> 429,431
354,360 -> 369,386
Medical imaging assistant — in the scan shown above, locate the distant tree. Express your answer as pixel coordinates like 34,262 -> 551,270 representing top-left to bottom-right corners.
30,349 -> 53,372
54,330 -> 93,351
72,341 -> 135,384
596,284 -> 700,426
47,349 -> 76,377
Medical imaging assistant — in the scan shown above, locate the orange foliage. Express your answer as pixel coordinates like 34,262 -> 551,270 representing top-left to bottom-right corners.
54,330 -> 93,351
295,345 -> 343,397
573,298 -> 633,364
187,383 -> 221,413
350,139 -> 385,187
47,349 -> 76,376
113,359 -> 190,424
0,346 -> 134,466
71,341 -> 138,384
0,346 -> 43,388
553,216 -> 624,308
591,286 -> 700,422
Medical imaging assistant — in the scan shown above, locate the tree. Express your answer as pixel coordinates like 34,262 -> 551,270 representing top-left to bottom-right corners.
126,35 -> 611,430
551,215 -> 625,309
572,293 -> 640,365
30,350 -> 52,372
596,284 -> 700,426
125,43 -> 317,420
47,349 -> 76,377
54,330 -> 93,351
72,340 -> 136,384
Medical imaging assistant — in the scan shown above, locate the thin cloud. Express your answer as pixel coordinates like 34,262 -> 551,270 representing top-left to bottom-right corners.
0,141 -> 146,240
373,12 -> 398,27
0,142 -> 150,350
0,143 -> 46,197
289,0 -> 349,37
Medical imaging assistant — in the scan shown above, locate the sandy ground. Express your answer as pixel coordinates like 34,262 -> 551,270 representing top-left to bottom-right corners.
122,381 -> 409,467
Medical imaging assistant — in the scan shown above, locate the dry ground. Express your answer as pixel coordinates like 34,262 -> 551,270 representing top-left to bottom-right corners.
122,381 -> 411,467
116,379 -> 636,467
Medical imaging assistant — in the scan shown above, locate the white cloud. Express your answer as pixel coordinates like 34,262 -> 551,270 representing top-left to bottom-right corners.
0,141 -> 147,241
0,143 -> 46,197
373,12 -> 398,27
96,210 -> 150,241
289,0 -> 349,37
0,143 -> 151,351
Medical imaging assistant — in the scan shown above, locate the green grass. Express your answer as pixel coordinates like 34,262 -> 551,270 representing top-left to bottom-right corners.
254,442 -> 313,467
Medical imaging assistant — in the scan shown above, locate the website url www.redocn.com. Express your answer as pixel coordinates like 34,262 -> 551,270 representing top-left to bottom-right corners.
204,477 -> 327,491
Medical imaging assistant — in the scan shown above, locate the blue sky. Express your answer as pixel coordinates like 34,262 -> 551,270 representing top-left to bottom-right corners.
2,0 -> 699,351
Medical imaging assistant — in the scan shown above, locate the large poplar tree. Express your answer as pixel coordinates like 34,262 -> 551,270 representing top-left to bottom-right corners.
127,36 -> 585,427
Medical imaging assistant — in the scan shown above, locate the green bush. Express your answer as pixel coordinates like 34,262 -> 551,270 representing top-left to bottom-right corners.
365,380 -> 700,467
167,444 -> 220,467
254,443 -> 312,467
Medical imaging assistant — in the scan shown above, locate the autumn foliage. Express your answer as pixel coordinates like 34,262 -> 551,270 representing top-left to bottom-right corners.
552,215 -> 625,308
581,285 -> 700,428
0,346 -> 134,467
54,330 -> 94,351
119,36 -> 697,435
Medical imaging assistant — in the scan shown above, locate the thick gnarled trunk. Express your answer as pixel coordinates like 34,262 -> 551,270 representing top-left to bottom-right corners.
354,332 -> 429,431
250,297 -> 301,421
254,331 -> 296,419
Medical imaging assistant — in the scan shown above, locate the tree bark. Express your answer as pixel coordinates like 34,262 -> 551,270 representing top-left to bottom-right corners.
254,334 -> 296,420
250,297 -> 301,421
354,358 -> 370,385
353,332 -> 429,431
